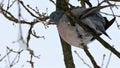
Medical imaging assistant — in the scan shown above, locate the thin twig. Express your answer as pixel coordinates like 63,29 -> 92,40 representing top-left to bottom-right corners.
7,0 -> 17,10
27,5 -> 42,17
27,48 -> 40,68
6,49 -> 11,68
101,12 -> 120,17
74,50 -> 92,68
101,54 -> 106,67
0,2 -> 48,25
26,24 -> 34,48
106,52 -> 112,68
10,53 -> 21,67
31,30 -> 45,39
7,47 -> 23,67
0,48 -> 12,62
83,46 -> 100,68
0,7 -> 32,24
19,1 -> 38,18
20,1 -> 48,21
106,46 -> 114,68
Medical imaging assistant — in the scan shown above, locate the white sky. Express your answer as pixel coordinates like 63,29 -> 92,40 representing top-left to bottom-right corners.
0,0 -> 120,68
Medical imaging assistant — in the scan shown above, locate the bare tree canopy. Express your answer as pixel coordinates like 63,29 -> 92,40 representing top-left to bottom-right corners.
0,0 -> 120,68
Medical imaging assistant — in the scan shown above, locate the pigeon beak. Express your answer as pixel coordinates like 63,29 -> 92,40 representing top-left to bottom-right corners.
47,19 -> 51,25
46,19 -> 56,25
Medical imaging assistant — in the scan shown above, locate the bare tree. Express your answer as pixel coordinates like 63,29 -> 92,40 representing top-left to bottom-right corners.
0,0 -> 120,68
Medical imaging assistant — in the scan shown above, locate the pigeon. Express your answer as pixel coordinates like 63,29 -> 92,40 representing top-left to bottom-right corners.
48,7 -> 115,48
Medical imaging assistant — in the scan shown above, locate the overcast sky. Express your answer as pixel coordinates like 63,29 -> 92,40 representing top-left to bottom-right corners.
0,0 -> 120,68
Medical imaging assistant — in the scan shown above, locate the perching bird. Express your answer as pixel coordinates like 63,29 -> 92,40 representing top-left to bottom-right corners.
48,7 -> 115,48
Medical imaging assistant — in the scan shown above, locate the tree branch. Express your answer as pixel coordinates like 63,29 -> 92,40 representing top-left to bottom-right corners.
56,0 -> 75,68
83,46 -> 100,68
110,0 -> 120,2
61,38 -> 75,68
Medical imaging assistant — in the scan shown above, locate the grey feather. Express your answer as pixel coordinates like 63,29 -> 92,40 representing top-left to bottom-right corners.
49,7 -> 115,48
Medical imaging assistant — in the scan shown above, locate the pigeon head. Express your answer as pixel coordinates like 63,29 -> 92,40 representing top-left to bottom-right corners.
48,10 -> 64,24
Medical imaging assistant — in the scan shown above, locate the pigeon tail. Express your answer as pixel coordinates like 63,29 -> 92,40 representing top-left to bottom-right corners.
101,30 -> 111,39
104,17 -> 116,30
